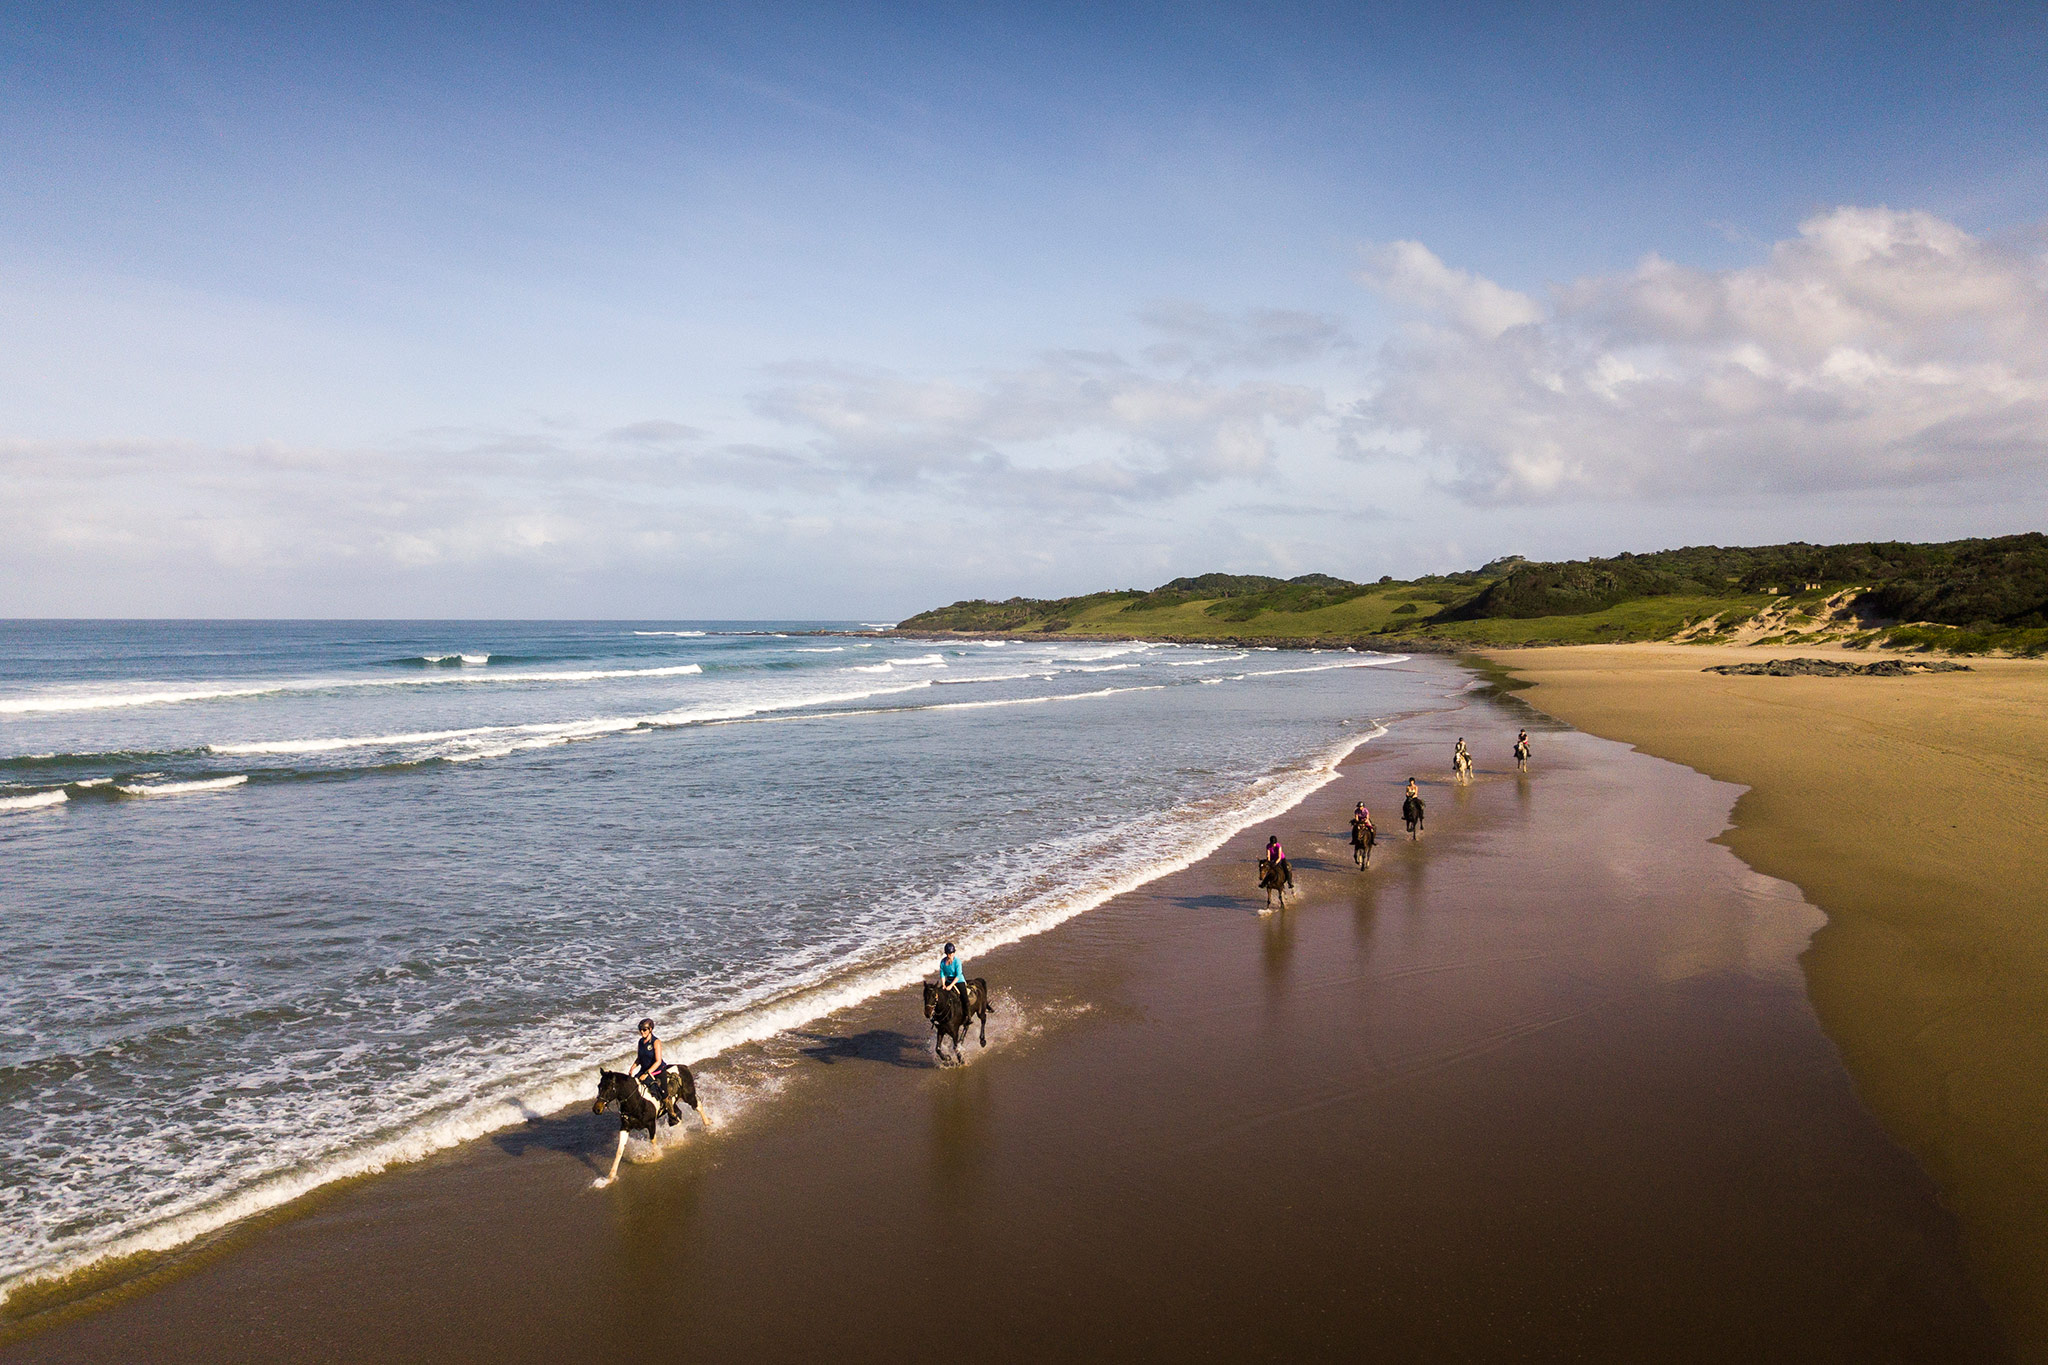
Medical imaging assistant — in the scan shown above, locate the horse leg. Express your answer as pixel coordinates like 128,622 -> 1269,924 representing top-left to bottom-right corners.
597,1129 -> 629,1187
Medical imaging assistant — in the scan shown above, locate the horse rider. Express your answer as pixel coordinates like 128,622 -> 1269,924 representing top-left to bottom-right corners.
1405,777 -> 1420,802
632,1017 -> 669,1099
1454,736 -> 1471,768
1352,804 -> 1374,837
1264,833 -> 1289,877
938,942 -> 970,1011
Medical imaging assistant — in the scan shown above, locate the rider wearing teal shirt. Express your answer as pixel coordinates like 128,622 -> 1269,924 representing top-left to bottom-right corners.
939,942 -> 968,1008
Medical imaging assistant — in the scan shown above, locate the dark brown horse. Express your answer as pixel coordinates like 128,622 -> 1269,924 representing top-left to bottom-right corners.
1257,856 -> 1293,909
922,979 -> 991,1064
1350,818 -> 1376,869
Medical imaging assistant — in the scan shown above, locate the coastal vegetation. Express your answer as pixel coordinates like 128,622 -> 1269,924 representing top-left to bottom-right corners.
897,534 -> 2048,655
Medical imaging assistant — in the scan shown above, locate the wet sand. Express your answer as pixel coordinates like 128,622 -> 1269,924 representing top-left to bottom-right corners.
1488,643 -> 2048,1356
4,660 -> 2009,1361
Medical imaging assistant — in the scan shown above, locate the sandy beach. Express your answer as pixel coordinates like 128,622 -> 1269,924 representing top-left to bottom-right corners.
3,658 -> 2011,1361
1489,643 -> 2048,1356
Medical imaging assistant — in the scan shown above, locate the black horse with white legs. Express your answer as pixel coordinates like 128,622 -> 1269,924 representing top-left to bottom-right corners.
590,1064 -> 706,1188
923,979 -> 992,1065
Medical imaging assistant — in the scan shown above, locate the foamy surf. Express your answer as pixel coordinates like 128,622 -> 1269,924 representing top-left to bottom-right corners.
0,707 -> 1397,1311
114,775 -> 249,797
0,623 -> 1427,1314
0,662 -> 710,716
0,789 -> 68,812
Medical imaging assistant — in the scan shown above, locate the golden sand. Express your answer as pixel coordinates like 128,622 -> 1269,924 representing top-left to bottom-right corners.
1489,643 -> 2048,1354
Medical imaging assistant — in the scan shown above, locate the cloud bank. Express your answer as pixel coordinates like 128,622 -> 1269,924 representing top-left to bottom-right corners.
1354,208 -> 2048,503
0,307 -> 1352,613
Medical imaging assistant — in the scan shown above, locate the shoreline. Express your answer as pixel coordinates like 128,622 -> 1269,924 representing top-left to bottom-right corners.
4,655 -> 2009,1360
1487,642 -> 2048,1357
1,672 -> 1410,1328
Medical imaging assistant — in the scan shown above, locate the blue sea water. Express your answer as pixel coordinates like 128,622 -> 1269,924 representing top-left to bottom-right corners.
0,621 -> 1434,1299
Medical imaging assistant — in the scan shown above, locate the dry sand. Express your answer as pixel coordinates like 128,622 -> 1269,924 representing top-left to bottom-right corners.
3,658 -> 2012,1361
1489,643 -> 2048,1356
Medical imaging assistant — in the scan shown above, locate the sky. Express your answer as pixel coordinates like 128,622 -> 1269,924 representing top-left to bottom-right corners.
3,1 -> 2046,618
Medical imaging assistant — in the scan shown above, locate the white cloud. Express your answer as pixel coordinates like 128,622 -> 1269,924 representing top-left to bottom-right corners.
1352,207 -> 2048,502
750,347 -> 1326,504
1360,240 -> 1542,340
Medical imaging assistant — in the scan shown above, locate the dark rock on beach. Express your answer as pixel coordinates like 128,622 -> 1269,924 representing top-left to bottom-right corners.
1704,657 -> 1973,677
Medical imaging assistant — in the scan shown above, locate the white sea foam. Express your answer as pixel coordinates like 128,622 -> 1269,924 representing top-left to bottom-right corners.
208,682 -> 945,763
1242,656 -> 1406,678
460,654 -> 489,666
923,685 -> 1166,712
0,685 -> 281,715
0,710 -> 1391,1311
115,775 -> 248,797
633,630 -> 706,637
795,647 -> 844,653
210,726 -> 516,756
0,664 -> 707,715
1169,653 -> 1249,666
0,789 -> 68,812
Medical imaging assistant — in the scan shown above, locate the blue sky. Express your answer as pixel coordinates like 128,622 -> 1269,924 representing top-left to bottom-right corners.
4,2 -> 2046,616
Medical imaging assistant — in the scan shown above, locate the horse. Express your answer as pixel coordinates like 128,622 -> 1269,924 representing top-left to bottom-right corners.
1402,793 -> 1425,840
1454,747 -> 1474,781
590,1064 -> 707,1188
1350,818 -> 1375,869
1514,738 -> 1530,772
922,978 -> 992,1065
1257,856 -> 1294,910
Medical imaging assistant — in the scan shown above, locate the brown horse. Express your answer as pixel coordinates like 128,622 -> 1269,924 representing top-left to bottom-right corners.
1350,818 -> 1376,869
923,979 -> 992,1064
1257,856 -> 1294,909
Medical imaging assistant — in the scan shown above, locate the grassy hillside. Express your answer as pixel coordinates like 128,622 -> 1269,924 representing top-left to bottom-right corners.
896,535 -> 2048,655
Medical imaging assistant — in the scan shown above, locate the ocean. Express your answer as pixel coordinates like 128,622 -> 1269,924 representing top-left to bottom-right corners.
0,621 -> 1431,1301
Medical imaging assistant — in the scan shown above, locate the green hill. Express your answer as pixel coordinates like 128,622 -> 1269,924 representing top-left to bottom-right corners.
896,534 -> 2048,656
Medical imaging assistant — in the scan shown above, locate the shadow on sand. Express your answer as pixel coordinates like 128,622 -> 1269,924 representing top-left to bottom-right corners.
489,1106 -> 608,1173
793,1028 -> 928,1070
